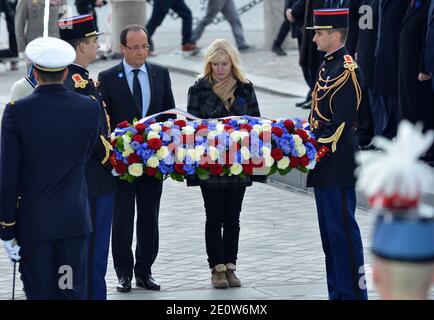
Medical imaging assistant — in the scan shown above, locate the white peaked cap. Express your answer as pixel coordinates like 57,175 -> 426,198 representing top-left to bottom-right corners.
25,37 -> 76,72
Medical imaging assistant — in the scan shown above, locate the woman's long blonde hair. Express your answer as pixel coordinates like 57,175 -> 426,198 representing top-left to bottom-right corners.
200,39 -> 249,84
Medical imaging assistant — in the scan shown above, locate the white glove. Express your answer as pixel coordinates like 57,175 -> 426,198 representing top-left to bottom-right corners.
3,239 -> 21,262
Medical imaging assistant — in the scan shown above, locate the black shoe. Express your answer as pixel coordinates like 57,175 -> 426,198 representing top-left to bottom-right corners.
301,100 -> 312,109
116,276 -> 131,292
238,44 -> 255,53
272,46 -> 287,56
136,275 -> 161,291
295,98 -> 310,107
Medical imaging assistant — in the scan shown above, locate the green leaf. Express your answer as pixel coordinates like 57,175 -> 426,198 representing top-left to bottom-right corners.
298,166 -> 309,174
116,137 -> 124,151
198,173 -> 210,181
119,173 -> 135,183
132,117 -> 139,125
268,165 -> 277,176
155,171 -> 163,180
170,172 -> 185,182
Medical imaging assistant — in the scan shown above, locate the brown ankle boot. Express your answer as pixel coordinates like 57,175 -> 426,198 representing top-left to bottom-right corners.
211,264 -> 229,289
225,263 -> 241,287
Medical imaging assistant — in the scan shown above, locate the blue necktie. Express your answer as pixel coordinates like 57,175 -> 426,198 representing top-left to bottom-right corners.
132,69 -> 143,112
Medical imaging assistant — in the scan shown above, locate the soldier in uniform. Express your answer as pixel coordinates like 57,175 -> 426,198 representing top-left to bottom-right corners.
58,14 -> 116,300
306,8 -> 368,300
0,37 -> 102,299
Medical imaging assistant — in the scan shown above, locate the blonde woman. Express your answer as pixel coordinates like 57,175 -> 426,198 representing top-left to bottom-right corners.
187,39 -> 262,289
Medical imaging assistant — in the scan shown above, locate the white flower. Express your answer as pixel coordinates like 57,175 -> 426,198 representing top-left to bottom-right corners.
163,121 -> 173,128
230,131 -> 241,142
207,130 -> 218,140
216,123 -> 225,134
181,125 -> 195,135
195,145 -> 205,157
187,148 -> 196,161
122,144 -> 134,157
264,156 -> 275,167
146,156 -> 159,168
306,160 -> 316,170
111,168 -> 121,177
295,144 -> 306,157
147,131 -> 160,141
293,135 -> 302,145
122,135 -> 131,145
261,123 -> 272,132
156,146 -> 169,160
230,163 -> 243,175
261,146 -> 271,156
128,163 -> 143,177
253,124 -> 262,133
277,157 -> 290,170
149,123 -> 161,133
237,119 -> 247,125
239,131 -> 250,141
176,148 -> 186,162
208,146 -> 219,161
240,147 -> 251,161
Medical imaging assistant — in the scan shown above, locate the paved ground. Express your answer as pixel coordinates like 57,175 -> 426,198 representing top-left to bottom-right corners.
0,2 -> 433,301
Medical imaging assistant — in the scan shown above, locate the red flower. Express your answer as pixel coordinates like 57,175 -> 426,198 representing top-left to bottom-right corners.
271,127 -> 283,137
252,158 -> 264,168
132,134 -> 145,144
271,148 -> 284,161
224,125 -> 234,132
174,120 -> 187,128
259,131 -> 271,143
308,137 -> 318,148
135,123 -> 146,133
114,161 -> 127,175
243,162 -> 253,175
296,129 -> 309,141
196,124 -> 209,134
161,126 -> 170,132
289,156 -> 299,168
174,164 -> 186,175
284,119 -> 295,131
128,153 -> 141,164
109,153 -> 117,165
148,138 -> 162,150
209,164 -> 223,175
222,119 -> 231,124
300,155 -> 310,167
239,124 -> 252,132
146,167 -> 157,177
117,120 -> 130,128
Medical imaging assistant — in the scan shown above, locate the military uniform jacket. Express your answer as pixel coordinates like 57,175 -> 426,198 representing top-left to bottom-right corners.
15,0 -> 67,52
307,48 -> 362,188
63,63 -> 116,196
0,84 -> 100,242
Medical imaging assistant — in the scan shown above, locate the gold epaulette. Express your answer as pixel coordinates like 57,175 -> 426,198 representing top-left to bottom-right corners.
100,135 -> 113,165
0,220 -> 16,228
72,73 -> 88,89
343,55 -> 358,72
317,122 -> 346,153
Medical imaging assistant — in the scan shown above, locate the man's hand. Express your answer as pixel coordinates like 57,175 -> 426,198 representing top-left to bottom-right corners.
3,239 -> 21,262
286,9 -> 294,22
95,0 -> 105,7
418,73 -> 432,82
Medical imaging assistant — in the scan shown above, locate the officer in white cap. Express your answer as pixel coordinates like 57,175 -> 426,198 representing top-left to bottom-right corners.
356,120 -> 434,299
0,36 -> 104,299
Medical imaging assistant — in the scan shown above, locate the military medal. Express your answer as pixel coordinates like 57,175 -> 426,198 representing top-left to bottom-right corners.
72,73 -> 89,89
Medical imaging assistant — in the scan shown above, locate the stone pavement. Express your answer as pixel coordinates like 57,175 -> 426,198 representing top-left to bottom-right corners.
0,179 -> 381,300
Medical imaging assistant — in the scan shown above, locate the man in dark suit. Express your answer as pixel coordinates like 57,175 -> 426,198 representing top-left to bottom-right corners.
0,37 -> 102,299
307,8 -> 368,300
59,14 -> 116,300
98,24 -> 175,292
398,0 -> 434,164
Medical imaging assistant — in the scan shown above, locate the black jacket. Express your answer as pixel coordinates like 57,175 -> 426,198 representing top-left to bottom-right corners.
426,0 -> 434,75
307,48 -> 362,188
186,77 -> 262,189
64,63 -> 116,196
0,85 -> 97,242
98,61 -> 176,129
398,0 -> 434,130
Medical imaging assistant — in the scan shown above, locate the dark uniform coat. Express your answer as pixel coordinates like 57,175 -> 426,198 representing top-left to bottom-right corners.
307,48 -> 362,188
373,0 -> 409,96
398,0 -> 434,132
63,63 -> 116,196
426,0 -> 434,81
186,77 -> 262,189
0,84 -> 100,243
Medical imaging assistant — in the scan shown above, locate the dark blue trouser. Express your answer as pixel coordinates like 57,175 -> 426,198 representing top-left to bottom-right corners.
314,187 -> 368,300
20,235 -> 89,300
88,194 -> 114,300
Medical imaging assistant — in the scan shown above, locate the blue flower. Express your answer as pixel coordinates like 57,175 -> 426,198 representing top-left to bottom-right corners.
162,155 -> 175,166
183,164 -> 196,175
159,164 -> 173,174
130,141 -> 141,150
